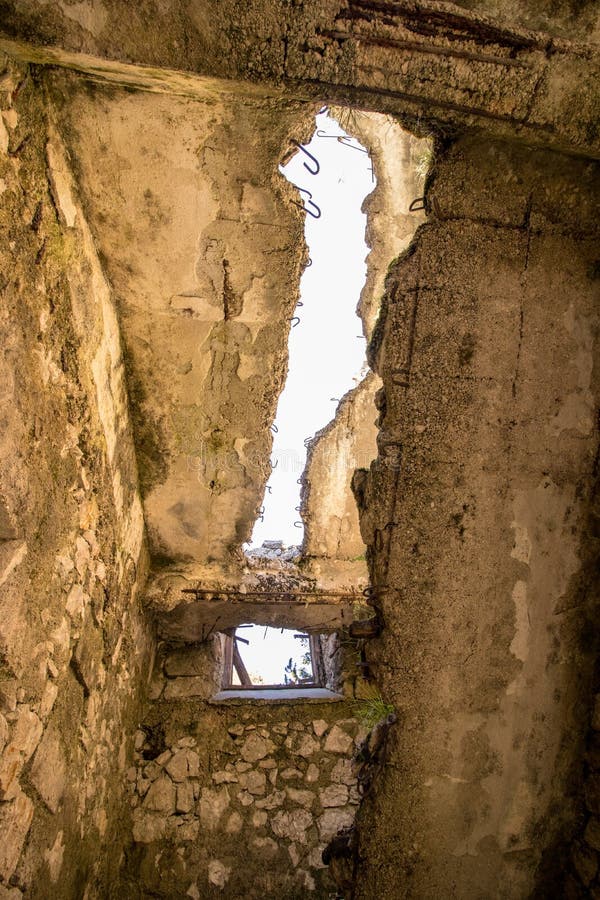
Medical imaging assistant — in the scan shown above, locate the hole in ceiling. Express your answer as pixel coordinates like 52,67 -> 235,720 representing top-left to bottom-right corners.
248,109 -> 376,552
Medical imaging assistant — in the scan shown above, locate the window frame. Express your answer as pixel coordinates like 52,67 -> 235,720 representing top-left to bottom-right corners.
220,628 -> 326,691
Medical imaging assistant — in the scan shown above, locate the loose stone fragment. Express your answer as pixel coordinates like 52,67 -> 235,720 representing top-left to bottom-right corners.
286,787 -> 314,809
199,787 -> 230,827
208,859 -> 231,888
143,775 -> 176,814
65,584 -> 85,620
176,782 -> 195,814
255,790 -> 286,810
330,759 -> 355,785
324,725 -> 353,754
227,724 -> 245,737
212,770 -> 238,784
240,732 -> 275,763
312,719 -> 329,737
305,764 -> 320,784
318,807 -> 355,841
225,811 -> 243,834
281,767 -> 303,781
271,809 -> 313,844
0,786 -> 34,880
39,681 -> 58,719
132,809 -> 166,843
239,769 -> 266,795
320,784 -> 349,808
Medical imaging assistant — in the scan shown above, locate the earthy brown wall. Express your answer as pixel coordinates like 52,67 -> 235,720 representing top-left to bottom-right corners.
0,56 -> 153,898
353,134 -> 600,898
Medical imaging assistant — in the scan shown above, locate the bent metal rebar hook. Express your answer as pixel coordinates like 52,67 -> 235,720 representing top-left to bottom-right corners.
316,130 -> 368,154
290,139 -> 320,176
290,185 -> 322,219
409,197 -> 427,212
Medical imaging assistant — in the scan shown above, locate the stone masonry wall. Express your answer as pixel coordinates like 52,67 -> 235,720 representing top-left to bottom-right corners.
122,696 -> 365,898
0,57 -> 153,898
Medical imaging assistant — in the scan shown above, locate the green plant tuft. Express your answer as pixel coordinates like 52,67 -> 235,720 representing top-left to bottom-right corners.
354,691 -> 395,730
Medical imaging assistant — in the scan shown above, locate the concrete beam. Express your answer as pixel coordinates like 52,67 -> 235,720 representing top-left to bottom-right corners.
0,0 -> 599,157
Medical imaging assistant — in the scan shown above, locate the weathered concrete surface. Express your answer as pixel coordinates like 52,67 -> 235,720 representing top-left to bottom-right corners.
146,561 -> 362,641
352,134 -> 600,898
0,55 -> 153,896
50,72 -> 309,564
0,0 -> 599,157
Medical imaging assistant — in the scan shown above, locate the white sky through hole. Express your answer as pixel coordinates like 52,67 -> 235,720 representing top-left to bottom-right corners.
250,111 -> 375,548
233,625 -> 313,686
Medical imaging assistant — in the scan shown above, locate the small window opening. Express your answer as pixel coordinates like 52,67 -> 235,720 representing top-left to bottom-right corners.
222,625 -> 326,690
